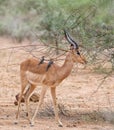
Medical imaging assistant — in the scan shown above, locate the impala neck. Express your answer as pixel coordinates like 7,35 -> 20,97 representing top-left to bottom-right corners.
59,51 -> 74,79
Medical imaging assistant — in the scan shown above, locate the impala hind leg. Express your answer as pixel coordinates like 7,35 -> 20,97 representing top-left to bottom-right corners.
16,70 -> 30,123
16,83 -> 30,121
24,84 -> 36,122
51,87 -> 63,127
30,86 -> 48,126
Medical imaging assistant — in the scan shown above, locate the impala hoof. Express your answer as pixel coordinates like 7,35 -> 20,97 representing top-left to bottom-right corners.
30,120 -> 34,127
58,121 -> 63,127
14,119 -> 18,125
58,124 -> 63,127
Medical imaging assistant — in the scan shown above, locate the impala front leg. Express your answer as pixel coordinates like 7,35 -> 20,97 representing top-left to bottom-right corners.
51,87 -> 63,127
30,86 -> 47,126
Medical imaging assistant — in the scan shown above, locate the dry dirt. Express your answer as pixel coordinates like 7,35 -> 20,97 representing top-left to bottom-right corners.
0,37 -> 114,130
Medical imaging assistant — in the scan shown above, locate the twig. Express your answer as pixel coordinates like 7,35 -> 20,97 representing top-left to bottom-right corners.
0,42 -> 68,71
0,44 -> 67,52
89,71 -> 113,99
0,44 -> 43,50
6,48 -> 15,72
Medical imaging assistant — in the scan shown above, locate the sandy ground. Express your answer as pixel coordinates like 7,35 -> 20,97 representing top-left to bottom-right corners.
0,37 -> 114,130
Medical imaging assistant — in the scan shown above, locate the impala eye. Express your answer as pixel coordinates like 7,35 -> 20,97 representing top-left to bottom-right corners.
77,51 -> 80,55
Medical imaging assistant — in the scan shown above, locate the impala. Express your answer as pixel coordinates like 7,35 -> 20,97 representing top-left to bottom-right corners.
16,30 -> 87,126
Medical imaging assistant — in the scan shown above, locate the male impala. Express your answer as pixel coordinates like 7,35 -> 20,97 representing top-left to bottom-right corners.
16,30 -> 87,126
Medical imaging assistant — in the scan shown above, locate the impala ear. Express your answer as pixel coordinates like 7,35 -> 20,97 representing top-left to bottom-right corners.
64,30 -> 79,49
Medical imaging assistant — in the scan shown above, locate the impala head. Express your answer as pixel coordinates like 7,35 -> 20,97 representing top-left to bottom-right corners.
64,30 -> 87,64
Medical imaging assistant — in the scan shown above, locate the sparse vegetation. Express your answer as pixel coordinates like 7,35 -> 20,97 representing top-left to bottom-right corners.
0,1 -> 114,129
0,0 -> 113,71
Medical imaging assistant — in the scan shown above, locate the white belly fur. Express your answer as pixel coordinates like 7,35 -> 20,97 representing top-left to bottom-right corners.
26,71 -> 46,86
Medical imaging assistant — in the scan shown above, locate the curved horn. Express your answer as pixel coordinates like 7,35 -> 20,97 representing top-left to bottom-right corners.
64,30 -> 79,49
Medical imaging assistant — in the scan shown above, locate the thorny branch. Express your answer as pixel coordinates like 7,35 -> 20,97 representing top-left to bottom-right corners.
6,48 -> 15,71
89,70 -> 113,99
0,41 -> 68,71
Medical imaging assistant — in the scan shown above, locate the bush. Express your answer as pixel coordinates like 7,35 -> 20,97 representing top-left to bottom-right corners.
0,0 -> 113,70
